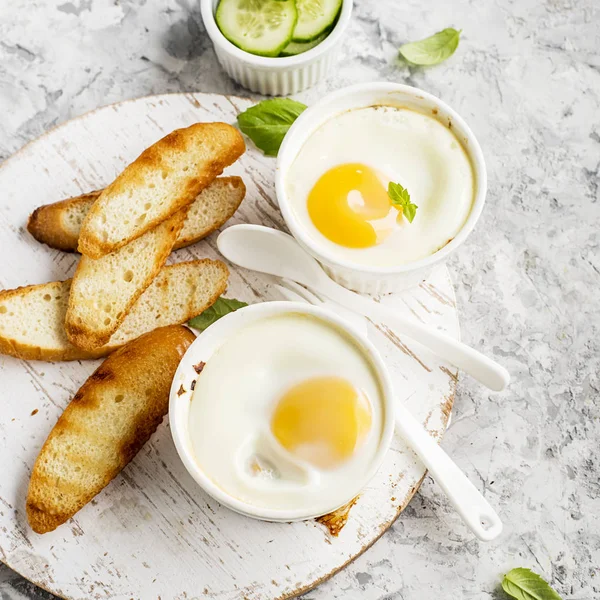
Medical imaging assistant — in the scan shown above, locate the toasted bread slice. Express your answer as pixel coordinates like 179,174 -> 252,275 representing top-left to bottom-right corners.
26,325 -> 196,534
27,177 -> 245,253
78,123 -> 245,258
65,209 -> 188,351
0,260 -> 227,361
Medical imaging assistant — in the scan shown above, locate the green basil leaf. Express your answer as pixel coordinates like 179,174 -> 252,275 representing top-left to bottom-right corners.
237,98 -> 307,156
188,297 -> 248,332
399,28 -> 461,66
501,568 -> 563,600
387,181 -> 418,223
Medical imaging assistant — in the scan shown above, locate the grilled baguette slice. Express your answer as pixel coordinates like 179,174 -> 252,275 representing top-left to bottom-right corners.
27,177 -> 245,253
78,122 -> 245,258
26,325 -> 196,534
0,260 -> 227,361
65,209 -> 188,351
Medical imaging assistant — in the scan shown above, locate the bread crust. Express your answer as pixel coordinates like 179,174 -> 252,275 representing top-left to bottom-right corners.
27,191 -> 100,252
77,123 -> 245,258
65,208 -> 189,351
26,177 -> 245,253
26,325 -> 196,533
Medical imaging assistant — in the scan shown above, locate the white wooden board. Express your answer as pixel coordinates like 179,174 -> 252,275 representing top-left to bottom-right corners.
0,93 -> 459,599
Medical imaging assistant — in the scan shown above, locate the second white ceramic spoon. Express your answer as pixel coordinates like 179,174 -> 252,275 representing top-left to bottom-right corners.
217,224 -> 510,392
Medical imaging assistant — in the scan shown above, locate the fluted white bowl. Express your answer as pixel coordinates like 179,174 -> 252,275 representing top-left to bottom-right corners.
275,82 -> 488,294
200,0 -> 352,96
169,301 -> 395,521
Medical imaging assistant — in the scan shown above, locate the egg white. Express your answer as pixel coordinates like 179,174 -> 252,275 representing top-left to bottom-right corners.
188,313 -> 384,514
286,106 -> 476,266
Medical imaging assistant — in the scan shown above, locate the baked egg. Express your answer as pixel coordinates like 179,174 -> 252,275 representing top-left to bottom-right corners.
187,313 -> 384,514
286,105 -> 476,266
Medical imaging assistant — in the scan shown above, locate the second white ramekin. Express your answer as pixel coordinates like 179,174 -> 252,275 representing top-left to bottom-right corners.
275,82 -> 488,295
200,0 -> 352,96
169,301 -> 395,522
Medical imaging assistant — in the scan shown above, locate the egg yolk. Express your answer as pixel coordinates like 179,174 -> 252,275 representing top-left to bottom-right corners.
271,376 -> 372,470
307,163 -> 393,248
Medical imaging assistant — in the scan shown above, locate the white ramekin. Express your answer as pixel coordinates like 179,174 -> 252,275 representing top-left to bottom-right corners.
200,0 -> 352,95
169,301 -> 395,522
275,82 -> 488,295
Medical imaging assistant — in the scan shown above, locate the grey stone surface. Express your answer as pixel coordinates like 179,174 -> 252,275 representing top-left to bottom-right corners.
0,0 -> 599,598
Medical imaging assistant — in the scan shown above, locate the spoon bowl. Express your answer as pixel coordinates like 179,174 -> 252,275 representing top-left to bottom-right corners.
217,224 -> 328,288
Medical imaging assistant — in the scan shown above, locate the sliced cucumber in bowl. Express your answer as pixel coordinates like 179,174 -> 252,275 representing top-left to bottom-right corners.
216,0 -> 298,57
292,0 -> 342,42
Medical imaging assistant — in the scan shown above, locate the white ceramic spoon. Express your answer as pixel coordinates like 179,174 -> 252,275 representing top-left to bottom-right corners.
217,224 -> 510,392
275,281 -> 502,541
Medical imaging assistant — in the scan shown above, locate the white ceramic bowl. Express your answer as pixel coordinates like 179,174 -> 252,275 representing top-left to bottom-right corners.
200,0 -> 352,95
275,82 -> 488,294
169,301 -> 395,522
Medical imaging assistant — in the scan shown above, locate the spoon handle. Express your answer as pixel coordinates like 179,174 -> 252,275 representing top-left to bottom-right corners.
394,401 -> 502,541
317,281 -> 510,392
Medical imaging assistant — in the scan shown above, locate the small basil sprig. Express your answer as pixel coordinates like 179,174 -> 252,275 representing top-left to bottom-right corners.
388,182 -> 418,223
399,28 -> 461,66
501,568 -> 563,600
188,297 -> 248,332
237,98 -> 307,156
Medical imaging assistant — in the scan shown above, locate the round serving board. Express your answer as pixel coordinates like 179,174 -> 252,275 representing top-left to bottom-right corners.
0,93 -> 459,600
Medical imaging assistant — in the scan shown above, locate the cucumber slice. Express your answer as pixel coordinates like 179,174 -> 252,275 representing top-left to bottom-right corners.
280,30 -> 329,56
216,0 -> 298,58
292,0 -> 342,42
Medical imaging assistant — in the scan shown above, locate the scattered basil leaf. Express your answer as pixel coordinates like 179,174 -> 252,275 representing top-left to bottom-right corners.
388,181 -> 418,223
399,28 -> 461,66
237,98 -> 307,156
188,297 -> 248,332
501,568 -> 563,600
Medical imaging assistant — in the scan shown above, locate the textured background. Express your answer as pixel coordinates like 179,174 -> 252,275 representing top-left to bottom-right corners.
0,0 -> 599,598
